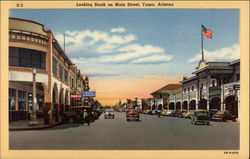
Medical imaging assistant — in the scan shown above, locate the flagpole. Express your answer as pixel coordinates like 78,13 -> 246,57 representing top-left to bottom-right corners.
201,25 -> 204,61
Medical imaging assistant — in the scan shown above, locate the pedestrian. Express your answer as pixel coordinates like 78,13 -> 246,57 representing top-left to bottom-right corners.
82,109 -> 90,126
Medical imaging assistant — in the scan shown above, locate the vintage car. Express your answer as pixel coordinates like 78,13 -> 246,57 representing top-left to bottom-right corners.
160,109 -> 168,116
165,110 -> 174,117
62,106 -> 91,124
185,110 -> 195,119
211,110 -> 236,122
104,109 -> 115,119
126,109 -> 140,121
191,109 -> 210,125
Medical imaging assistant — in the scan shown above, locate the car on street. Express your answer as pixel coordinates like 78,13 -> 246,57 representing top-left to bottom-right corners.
152,110 -> 159,115
174,110 -> 185,117
146,110 -> 152,115
126,109 -> 140,121
209,109 -> 219,119
185,110 -> 194,118
160,109 -> 168,116
179,111 -> 187,118
165,110 -> 174,117
170,110 -> 178,117
191,109 -> 210,125
211,110 -> 236,122
104,109 -> 115,119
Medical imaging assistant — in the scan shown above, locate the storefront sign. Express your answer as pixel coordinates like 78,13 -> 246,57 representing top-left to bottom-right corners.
82,91 -> 96,97
70,94 -> 82,98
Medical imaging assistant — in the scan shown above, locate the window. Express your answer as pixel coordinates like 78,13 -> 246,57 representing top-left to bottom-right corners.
64,69 -> 68,83
192,86 -> 194,91
18,90 -> 26,111
9,47 -> 46,70
59,64 -> 63,80
9,47 -> 19,66
9,88 -> 16,110
52,58 -> 58,75
188,87 -> 190,92
184,88 -> 186,93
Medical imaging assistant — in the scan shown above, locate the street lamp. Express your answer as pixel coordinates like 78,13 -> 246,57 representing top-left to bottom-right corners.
29,68 -> 39,126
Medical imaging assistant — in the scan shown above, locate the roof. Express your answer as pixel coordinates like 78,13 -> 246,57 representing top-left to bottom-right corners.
151,84 -> 182,95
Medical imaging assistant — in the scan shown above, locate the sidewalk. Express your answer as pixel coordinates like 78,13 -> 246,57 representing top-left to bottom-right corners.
9,118 -> 62,131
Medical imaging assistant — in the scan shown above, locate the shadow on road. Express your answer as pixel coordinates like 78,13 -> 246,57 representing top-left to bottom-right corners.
48,123 -> 84,130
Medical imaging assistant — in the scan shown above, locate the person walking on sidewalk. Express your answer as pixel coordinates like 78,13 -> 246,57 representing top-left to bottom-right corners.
82,109 -> 90,126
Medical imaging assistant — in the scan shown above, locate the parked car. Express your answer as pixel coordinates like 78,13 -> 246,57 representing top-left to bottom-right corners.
175,110 -> 185,117
152,110 -> 158,115
166,110 -> 174,117
170,110 -> 179,117
185,110 -> 194,118
212,110 -> 236,122
104,109 -> 115,119
146,110 -> 152,115
126,109 -> 140,121
160,109 -> 168,116
189,110 -> 196,119
209,109 -> 219,119
191,109 -> 210,125
179,111 -> 187,118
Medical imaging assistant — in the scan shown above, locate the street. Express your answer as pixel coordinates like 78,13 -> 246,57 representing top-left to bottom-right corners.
9,112 -> 239,150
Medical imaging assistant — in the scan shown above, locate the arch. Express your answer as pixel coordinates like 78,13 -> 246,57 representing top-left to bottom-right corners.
59,88 -> 65,116
52,83 -> 59,122
158,104 -> 163,110
225,95 -> 238,117
182,101 -> 188,110
189,100 -> 196,110
198,98 -> 207,109
169,102 -> 175,110
176,101 -> 181,110
152,104 -> 156,110
210,97 -> 221,110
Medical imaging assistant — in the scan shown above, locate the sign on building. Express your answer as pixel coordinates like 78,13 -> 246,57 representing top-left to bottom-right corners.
70,94 -> 82,98
82,91 -> 96,97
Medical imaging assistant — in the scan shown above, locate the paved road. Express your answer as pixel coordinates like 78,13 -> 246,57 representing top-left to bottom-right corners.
9,112 -> 239,150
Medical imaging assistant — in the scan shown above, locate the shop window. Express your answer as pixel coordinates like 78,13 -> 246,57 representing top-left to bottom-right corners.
18,90 -> 26,111
9,88 -> 16,110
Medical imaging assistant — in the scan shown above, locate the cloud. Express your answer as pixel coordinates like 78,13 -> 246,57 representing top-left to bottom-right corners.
188,44 -> 240,63
131,54 -> 173,64
98,44 -> 167,63
81,69 -> 122,77
111,27 -> 126,33
55,28 -> 173,65
71,57 -> 87,64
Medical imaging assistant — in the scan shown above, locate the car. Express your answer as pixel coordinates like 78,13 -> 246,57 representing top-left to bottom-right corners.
160,109 -> 168,116
170,110 -> 179,117
185,110 -> 194,118
191,109 -> 210,125
211,110 -> 236,122
179,111 -> 187,118
209,109 -> 219,119
165,110 -> 173,117
174,110 -> 184,117
126,109 -> 140,121
146,110 -> 152,115
104,109 -> 115,119
152,110 -> 159,115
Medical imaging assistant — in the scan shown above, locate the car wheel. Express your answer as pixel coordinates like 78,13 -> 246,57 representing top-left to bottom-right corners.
127,119 -> 130,121
69,117 -> 74,124
193,121 -> 196,125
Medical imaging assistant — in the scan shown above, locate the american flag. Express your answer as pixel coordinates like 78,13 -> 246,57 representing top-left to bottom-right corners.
202,25 -> 212,39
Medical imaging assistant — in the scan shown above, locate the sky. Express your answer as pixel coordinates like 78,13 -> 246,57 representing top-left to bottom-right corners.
10,9 -> 240,105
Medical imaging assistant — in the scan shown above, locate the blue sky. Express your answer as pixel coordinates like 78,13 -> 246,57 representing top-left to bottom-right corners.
10,9 -> 239,79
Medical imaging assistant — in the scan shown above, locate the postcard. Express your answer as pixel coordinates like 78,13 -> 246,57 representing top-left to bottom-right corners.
0,0 -> 249,159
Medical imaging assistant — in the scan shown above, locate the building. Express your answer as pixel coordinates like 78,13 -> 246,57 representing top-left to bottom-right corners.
151,84 -> 182,110
167,59 -> 240,118
8,17 -> 88,124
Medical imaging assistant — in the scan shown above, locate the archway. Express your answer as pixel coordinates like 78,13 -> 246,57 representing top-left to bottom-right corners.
210,97 -> 221,110
59,88 -> 64,117
169,102 -> 175,110
225,95 -> 238,117
189,100 -> 196,110
176,102 -> 181,110
158,104 -> 163,110
152,104 -> 156,110
182,101 -> 188,110
198,98 -> 207,109
52,83 -> 59,122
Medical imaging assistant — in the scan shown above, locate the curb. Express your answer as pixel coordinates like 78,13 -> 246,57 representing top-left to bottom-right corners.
9,122 -> 62,131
